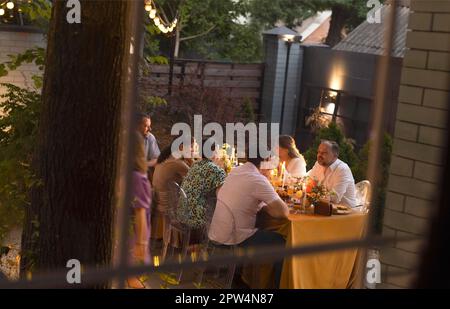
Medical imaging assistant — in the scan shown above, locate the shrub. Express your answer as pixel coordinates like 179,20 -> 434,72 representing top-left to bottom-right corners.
355,133 -> 393,234
0,84 -> 41,242
140,83 -> 258,149
303,122 -> 359,174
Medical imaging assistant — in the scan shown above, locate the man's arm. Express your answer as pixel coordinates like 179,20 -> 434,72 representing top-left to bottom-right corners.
146,134 -> 161,168
330,167 -> 354,204
264,198 -> 289,219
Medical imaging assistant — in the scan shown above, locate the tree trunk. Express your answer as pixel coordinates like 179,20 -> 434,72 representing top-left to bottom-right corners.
20,0 -> 131,286
325,5 -> 351,47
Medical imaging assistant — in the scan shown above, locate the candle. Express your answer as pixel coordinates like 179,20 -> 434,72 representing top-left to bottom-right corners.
281,162 -> 286,188
302,182 -> 307,209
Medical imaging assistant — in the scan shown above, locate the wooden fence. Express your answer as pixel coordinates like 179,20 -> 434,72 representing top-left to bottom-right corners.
140,59 -> 265,109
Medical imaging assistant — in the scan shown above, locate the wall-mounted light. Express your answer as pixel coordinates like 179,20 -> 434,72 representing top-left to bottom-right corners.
324,102 -> 335,114
320,90 -> 338,116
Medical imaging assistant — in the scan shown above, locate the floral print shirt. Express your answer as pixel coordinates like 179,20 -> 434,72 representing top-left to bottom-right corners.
178,159 -> 226,229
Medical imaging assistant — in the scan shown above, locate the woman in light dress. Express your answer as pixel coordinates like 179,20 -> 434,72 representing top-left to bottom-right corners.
277,135 -> 307,179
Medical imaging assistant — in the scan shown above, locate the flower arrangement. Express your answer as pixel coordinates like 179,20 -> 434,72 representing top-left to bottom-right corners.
215,143 -> 236,174
303,176 -> 334,205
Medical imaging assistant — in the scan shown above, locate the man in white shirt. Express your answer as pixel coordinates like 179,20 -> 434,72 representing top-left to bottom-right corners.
307,140 -> 357,208
208,154 -> 289,288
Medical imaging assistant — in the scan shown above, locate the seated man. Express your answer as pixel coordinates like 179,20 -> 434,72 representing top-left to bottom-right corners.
307,140 -> 357,208
208,152 -> 289,288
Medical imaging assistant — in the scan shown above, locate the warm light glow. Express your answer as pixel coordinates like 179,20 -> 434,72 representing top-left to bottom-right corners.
153,256 -> 160,267
329,90 -> 337,99
281,34 -> 295,42
149,9 -> 156,19
0,8 -> 5,16
6,1 -> 14,10
329,61 -> 345,91
173,18 -> 178,25
158,24 -> 168,33
154,17 -> 160,26
324,103 -> 335,114
145,4 -> 152,12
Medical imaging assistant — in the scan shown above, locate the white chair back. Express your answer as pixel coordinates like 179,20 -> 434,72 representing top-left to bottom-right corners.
355,180 -> 371,213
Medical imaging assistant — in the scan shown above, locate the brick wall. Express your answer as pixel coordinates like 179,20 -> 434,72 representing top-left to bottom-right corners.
380,0 -> 450,288
0,30 -> 46,97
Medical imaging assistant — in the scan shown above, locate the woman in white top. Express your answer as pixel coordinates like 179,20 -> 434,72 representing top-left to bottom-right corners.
277,135 -> 307,178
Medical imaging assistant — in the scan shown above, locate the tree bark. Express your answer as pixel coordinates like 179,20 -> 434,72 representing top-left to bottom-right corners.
20,0 -> 131,287
325,5 -> 351,47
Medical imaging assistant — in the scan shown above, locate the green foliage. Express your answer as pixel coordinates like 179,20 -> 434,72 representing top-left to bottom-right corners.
19,0 -> 52,31
146,0 -> 263,62
0,84 -> 41,242
304,122 -> 359,174
0,47 -> 45,89
143,95 -> 168,110
354,133 -> 393,234
244,0 -> 315,28
237,97 -> 256,122
0,46 -> 45,242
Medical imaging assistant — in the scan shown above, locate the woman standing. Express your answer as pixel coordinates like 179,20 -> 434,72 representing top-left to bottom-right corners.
128,130 -> 152,288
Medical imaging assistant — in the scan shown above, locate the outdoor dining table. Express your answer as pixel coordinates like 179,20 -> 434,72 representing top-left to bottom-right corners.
243,209 -> 368,289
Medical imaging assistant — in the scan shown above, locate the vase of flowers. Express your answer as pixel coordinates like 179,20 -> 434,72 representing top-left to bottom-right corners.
303,176 -> 334,210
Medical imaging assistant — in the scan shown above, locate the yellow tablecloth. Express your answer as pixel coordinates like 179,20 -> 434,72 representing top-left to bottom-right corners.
246,211 -> 367,289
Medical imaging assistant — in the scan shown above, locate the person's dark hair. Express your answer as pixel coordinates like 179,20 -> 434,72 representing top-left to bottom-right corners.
156,135 -> 195,164
157,145 -> 172,164
136,112 -> 150,123
279,135 -> 301,159
244,141 -> 264,168
321,140 -> 339,156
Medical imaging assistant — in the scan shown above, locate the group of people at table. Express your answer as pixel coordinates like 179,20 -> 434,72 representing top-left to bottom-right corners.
129,113 -> 358,288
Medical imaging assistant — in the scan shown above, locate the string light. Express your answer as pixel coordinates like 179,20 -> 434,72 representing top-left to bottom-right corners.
146,0 -> 178,34
1,0 -> 178,35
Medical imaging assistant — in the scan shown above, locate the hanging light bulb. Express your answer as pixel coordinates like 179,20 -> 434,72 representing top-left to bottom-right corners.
158,24 -> 168,33
144,4 -> 152,12
6,1 -> 15,10
149,9 -> 156,19
154,17 -> 160,26
0,8 -> 5,16
173,18 -> 178,25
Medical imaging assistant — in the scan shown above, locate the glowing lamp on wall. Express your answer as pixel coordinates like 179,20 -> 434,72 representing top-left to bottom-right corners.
321,90 -> 338,115
324,102 -> 335,114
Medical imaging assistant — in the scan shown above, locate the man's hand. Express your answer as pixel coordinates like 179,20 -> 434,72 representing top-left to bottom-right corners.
264,198 -> 289,219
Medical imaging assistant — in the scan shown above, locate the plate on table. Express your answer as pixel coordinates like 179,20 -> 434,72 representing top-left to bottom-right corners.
332,204 -> 352,215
